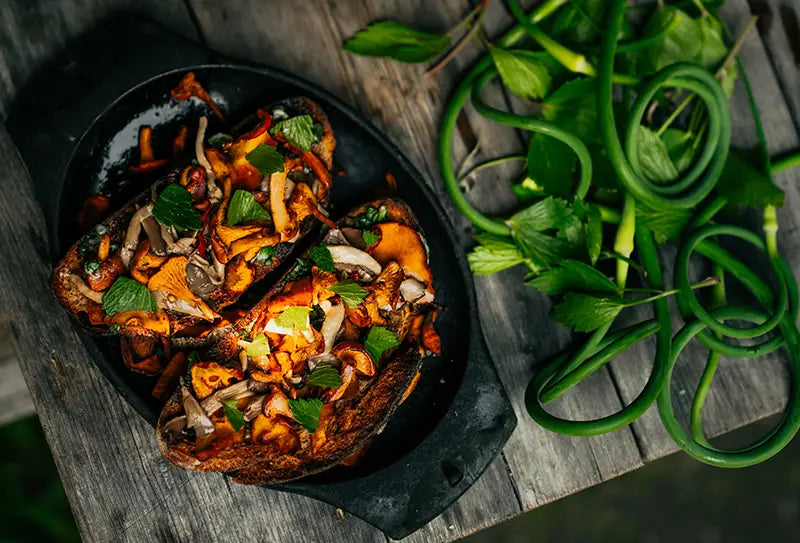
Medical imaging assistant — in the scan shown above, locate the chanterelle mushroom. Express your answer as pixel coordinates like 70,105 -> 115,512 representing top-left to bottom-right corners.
148,256 -> 219,321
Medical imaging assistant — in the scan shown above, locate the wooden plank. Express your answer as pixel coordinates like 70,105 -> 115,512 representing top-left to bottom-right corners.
610,0 -> 800,461
750,0 -> 800,130
0,0 -> 199,120
0,324 -> 35,426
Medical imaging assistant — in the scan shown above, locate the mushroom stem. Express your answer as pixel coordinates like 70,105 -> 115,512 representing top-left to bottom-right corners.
196,117 -> 223,204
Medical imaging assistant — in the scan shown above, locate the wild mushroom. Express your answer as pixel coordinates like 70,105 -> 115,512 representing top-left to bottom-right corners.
181,387 -> 214,448
67,274 -> 104,304
368,222 -> 433,286
327,245 -> 382,281
326,364 -> 358,401
322,228 -> 350,247
331,342 -> 376,377
195,116 -> 223,204
190,361 -> 244,399
161,415 -> 187,445
121,204 -> 154,268
263,389 -> 293,418
270,168 -> 293,238
243,395 -> 265,422
185,261 -> 218,300
148,256 -> 219,321
400,277 -> 435,304
319,302 -> 345,354
141,216 -> 166,256
200,379 -> 253,415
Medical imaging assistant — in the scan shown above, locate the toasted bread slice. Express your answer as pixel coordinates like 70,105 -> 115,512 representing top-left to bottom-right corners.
156,198 -> 438,485
51,96 -> 336,338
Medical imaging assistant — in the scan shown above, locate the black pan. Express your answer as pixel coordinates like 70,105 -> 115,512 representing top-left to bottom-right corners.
7,15 -> 516,539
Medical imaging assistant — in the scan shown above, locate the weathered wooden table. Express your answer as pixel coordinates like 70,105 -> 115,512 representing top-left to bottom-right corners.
1,0 -> 799,541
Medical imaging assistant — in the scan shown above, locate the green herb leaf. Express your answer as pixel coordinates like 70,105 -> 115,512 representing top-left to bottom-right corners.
329,280 -> 368,308
350,206 -> 388,229
84,260 -> 101,275
275,306 -> 311,330
641,7 -> 702,73
270,115 -> 318,151
252,246 -> 276,266
508,197 -> 583,272
541,79 -> 599,142
467,233 -> 525,275
489,46 -> 552,101
637,126 -> 679,183
245,143 -> 284,176
221,400 -> 245,432
550,0 -> 606,44
636,201 -> 692,244
365,326 -> 401,363
208,133 -> 232,150
108,323 -> 121,334
306,365 -> 343,388
152,184 -> 202,231
552,292 -> 625,332
696,16 -> 728,69
527,260 -> 618,296
585,205 -> 603,266
511,177 -> 545,203
102,277 -> 158,317
288,398 -> 323,432
227,189 -> 271,226
362,230 -> 381,247
309,244 -> 335,272
246,334 -> 271,357
309,305 -> 326,331
286,258 -> 311,281
661,128 -> 695,173
343,21 -> 450,64
527,132 -> 577,198
716,149 -> 785,208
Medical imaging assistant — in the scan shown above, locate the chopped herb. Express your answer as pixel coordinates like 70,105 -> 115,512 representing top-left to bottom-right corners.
362,230 -> 381,246
329,280 -> 368,308
84,260 -> 101,275
245,143 -> 284,176
275,306 -> 311,330
309,244 -> 335,272
221,399 -> 245,432
364,326 -> 400,364
227,189 -> 271,226
309,305 -> 326,331
252,246 -> 277,266
288,397 -> 324,432
286,258 -> 311,281
306,364 -> 343,388
350,206 -> 388,229
343,21 -> 450,64
152,184 -> 202,231
246,334 -> 271,357
102,277 -> 158,317
207,132 -> 232,150
108,324 -> 121,334
270,115 -> 318,151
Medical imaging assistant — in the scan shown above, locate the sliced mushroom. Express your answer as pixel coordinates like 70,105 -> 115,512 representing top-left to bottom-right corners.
196,116 -> 223,204
121,204 -> 154,268
141,215 -> 166,256
307,352 -> 340,371
327,364 -> 357,401
190,253 -> 224,286
185,262 -> 217,300
161,415 -> 187,445
270,169 -> 291,236
328,245 -> 382,281
331,342 -> 376,377
322,228 -> 350,247
263,390 -> 293,418
148,256 -> 218,321
68,274 -> 104,304
340,227 -> 367,249
320,303 -> 345,355
243,396 -> 265,421
400,277 -> 435,304
200,379 -> 253,415
181,387 -> 214,446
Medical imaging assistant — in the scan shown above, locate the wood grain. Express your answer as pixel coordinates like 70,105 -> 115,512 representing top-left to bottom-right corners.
0,324 -> 34,425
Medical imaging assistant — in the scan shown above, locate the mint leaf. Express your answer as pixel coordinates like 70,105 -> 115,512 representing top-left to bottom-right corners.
527,132 -> 577,198
309,244 -> 335,272
661,128 -> 695,173
508,197 -> 583,272
288,398 -> 323,432
246,334 -> 271,357
275,306 -> 311,330
102,277 -> 158,316
467,233 -> 525,275
152,184 -> 202,231
526,260 -> 618,296
364,326 -> 401,363
221,399 -> 245,432
541,79 -> 599,142
306,364 -> 343,388
246,143 -> 284,176
329,280 -> 368,308
641,7 -> 702,73
270,115 -> 318,151
552,292 -> 625,332
343,21 -> 450,64
636,126 -> 679,183
252,246 -> 276,266
716,149 -> 785,208
696,16 -> 727,69
489,46 -> 551,101
227,189 -> 271,226
362,230 -> 381,247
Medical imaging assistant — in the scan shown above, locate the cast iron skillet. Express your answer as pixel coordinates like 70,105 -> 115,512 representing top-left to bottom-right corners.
7,15 -> 516,539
